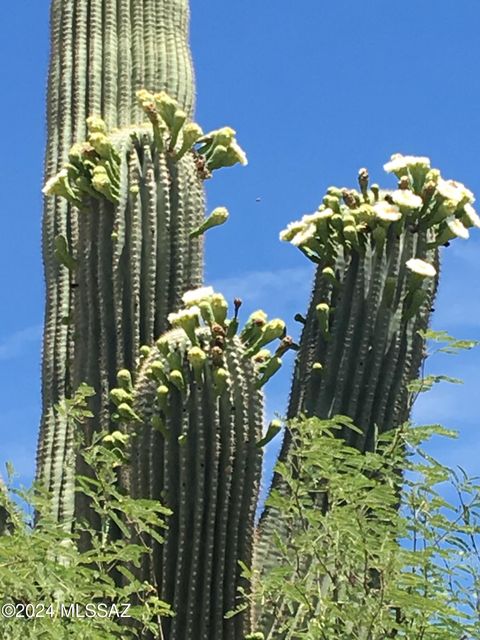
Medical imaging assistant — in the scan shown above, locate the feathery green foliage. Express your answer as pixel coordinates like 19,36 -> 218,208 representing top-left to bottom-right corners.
250,418 -> 480,639
0,385 -> 172,639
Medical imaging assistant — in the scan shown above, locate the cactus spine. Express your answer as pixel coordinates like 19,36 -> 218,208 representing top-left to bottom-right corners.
111,289 -> 289,639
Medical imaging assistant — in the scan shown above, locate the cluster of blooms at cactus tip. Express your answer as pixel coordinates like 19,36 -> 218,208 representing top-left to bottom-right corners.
280,154 -> 479,266
109,288 -> 293,426
43,90 -> 247,208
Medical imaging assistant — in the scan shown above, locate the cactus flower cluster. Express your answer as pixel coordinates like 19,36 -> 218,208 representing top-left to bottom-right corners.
280,154 -> 478,265
43,91 -> 247,210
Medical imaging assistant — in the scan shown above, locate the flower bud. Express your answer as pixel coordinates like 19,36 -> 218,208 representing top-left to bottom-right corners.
117,402 -> 141,423
255,356 -> 282,388
175,123 -> 204,160
211,293 -> 228,325
213,368 -> 229,395
117,369 -> 133,391
190,207 -> 229,238
156,385 -> 170,412
54,234 -> 77,272
169,369 -> 186,393
103,431 -> 129,445
315,303 -> 330,338
86,115 -> 108,135
88,132 -> 113,159
150,360 -> 167,384
188,347 -> 207,382
139,345 -> 151,359
109,388 -> 133,407
256,420 -> 282,448
168,307 -> 201,343
154,91 -> 178,129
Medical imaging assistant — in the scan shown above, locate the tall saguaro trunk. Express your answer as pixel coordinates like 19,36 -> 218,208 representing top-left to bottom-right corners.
36,0 -> 198,523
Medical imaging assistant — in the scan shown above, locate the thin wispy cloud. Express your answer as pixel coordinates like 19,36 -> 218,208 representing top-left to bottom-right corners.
211,266 -> 312,308
0,325 -> 42,361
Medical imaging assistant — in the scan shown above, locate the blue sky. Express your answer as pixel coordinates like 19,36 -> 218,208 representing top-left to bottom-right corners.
1,1 -> 479,492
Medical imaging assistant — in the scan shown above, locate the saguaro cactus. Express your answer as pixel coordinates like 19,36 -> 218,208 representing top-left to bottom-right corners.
255,155 -> 479,633
41,91 -> 246,526
281,156 -> 478,445
37,0 -> 197,521
110,288 -> 289,639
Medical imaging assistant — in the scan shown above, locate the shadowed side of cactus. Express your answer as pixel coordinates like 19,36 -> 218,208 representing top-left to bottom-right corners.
41,92 -> 247,524
111,289 -> 291,640
255,155 -> 479,636
37,0 -> 196,521
0,476 -> 9,535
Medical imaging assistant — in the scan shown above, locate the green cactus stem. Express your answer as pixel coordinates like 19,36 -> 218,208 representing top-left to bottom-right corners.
37,0 -> 198,523
111,289 -> 290,640
40,90 -> 247,524
255,155 -> 479,636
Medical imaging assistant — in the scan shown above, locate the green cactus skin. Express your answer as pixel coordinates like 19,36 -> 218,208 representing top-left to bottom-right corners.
255,157 -> 479,635
286,231 -> 437,450
36,0 -> 197,523
110,291 -> 289,639
132,331 -> 261,639
74,134 -> 205,526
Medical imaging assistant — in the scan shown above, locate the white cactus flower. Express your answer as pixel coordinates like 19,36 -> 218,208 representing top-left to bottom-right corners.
392,189 -> 423,210
301,208 -> 334,225
230,140 -> 248,166
181,287 -> 214,307
463,203 -> 480,228
446,216 -> 469,239
168,305 -> 201,327
291,223 -> 317,247
372,200 -> 402,222
383,154 -> 431,174
437,179 -> 474,205
43,169 -> 69,196
406,258 -> 437,278
279,220 -> 305,242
